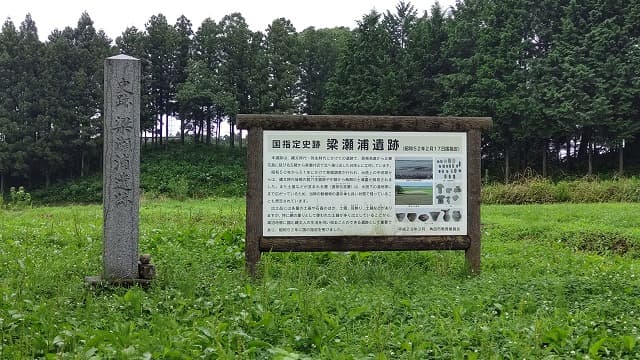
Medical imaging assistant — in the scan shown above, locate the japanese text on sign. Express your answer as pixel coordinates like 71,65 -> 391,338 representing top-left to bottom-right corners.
263,131 -> 467,236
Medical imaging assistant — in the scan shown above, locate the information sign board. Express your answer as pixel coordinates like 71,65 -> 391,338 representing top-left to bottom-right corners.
237,115 -> 492,276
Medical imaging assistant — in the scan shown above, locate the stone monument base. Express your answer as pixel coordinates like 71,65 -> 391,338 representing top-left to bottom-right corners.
85,254 -> 155,288
84,275 -> 152,288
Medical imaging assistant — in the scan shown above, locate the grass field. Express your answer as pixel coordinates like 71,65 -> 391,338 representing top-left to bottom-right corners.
1,200 -> 640,358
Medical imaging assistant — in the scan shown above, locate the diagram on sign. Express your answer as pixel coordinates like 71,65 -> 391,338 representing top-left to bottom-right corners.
394,155 -> 465,230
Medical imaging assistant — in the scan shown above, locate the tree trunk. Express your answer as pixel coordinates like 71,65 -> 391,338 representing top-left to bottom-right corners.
81,151 -> 87,177
239,129 -> 243,148
522,144 -> 528,172
587,141 -> 593,176
566,140 -> 572,171
230,121 -> 235,148
158,113 -> 163,146
217,119 -> 221,145
165,112 -> 170,148
180,118 -> 185,144
618,146 -> 624,175
206,115 -> 212,145
542,142 -> 547,178
154,119 -> 158,146
98,149 -> 103,177
1,173 -> 4,195
504,147 -> 510,183
578,127 -> 592,164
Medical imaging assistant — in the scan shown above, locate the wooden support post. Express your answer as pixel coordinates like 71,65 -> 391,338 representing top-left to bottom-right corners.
246,127 -> 263,276
466,129 -> 481,274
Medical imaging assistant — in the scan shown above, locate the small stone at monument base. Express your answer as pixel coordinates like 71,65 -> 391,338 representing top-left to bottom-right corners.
139,253 -> 152,264
138,254 -> 156,280
138,263 -> 155,280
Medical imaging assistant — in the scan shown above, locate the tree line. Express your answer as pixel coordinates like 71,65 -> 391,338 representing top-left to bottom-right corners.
1,0 -> 639,192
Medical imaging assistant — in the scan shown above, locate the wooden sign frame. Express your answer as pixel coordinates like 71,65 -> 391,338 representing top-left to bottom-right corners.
237,115 -> 492,276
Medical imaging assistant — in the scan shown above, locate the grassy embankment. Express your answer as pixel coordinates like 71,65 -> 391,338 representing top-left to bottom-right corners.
1,200 -> 639,358
30,144 -> 247,204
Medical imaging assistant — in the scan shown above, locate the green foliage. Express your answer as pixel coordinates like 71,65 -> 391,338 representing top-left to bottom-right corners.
7,186 -> 32,209
404,3 -> 449,115
265,17 -> 300,114
0,13 -> 114,192
144,13 -> 176,139
326,10 -> 402,115
298,26 -> 350,114
1,200 -> 640,357
482,177 -> 640,204
30,176 -> 102,204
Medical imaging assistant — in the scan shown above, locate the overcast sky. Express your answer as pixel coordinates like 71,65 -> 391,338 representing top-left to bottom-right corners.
3,0 -> 457,41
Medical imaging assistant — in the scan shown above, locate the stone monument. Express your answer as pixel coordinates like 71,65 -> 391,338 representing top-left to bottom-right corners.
86,55 -> 154,286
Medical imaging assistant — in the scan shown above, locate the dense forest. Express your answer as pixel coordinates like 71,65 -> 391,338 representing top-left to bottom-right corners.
1,0 -> 639,192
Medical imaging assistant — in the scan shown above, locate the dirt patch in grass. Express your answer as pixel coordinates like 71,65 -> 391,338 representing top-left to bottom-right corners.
558,230 -> 638,257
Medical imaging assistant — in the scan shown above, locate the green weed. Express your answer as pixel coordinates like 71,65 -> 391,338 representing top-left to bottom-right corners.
7,186 -> 32,209
483,176 -> 640,204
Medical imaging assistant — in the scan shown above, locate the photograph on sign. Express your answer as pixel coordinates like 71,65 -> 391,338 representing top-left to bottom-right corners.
263,131 -> 467,237
394,158 -> 433,205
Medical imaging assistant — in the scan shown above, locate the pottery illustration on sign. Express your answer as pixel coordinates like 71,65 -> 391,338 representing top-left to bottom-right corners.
442,209 -> 451,222
418,213 -> 429,222
429,211 -> 441,221
452,210 -> 462,222
436,157 -> 463,181
407,213 -> 417,222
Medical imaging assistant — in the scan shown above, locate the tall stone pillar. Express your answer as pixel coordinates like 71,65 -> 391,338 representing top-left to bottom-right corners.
102,55 -> 141,279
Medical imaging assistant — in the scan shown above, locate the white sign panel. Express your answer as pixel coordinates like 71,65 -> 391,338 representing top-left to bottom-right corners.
263,131 -> 467,236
